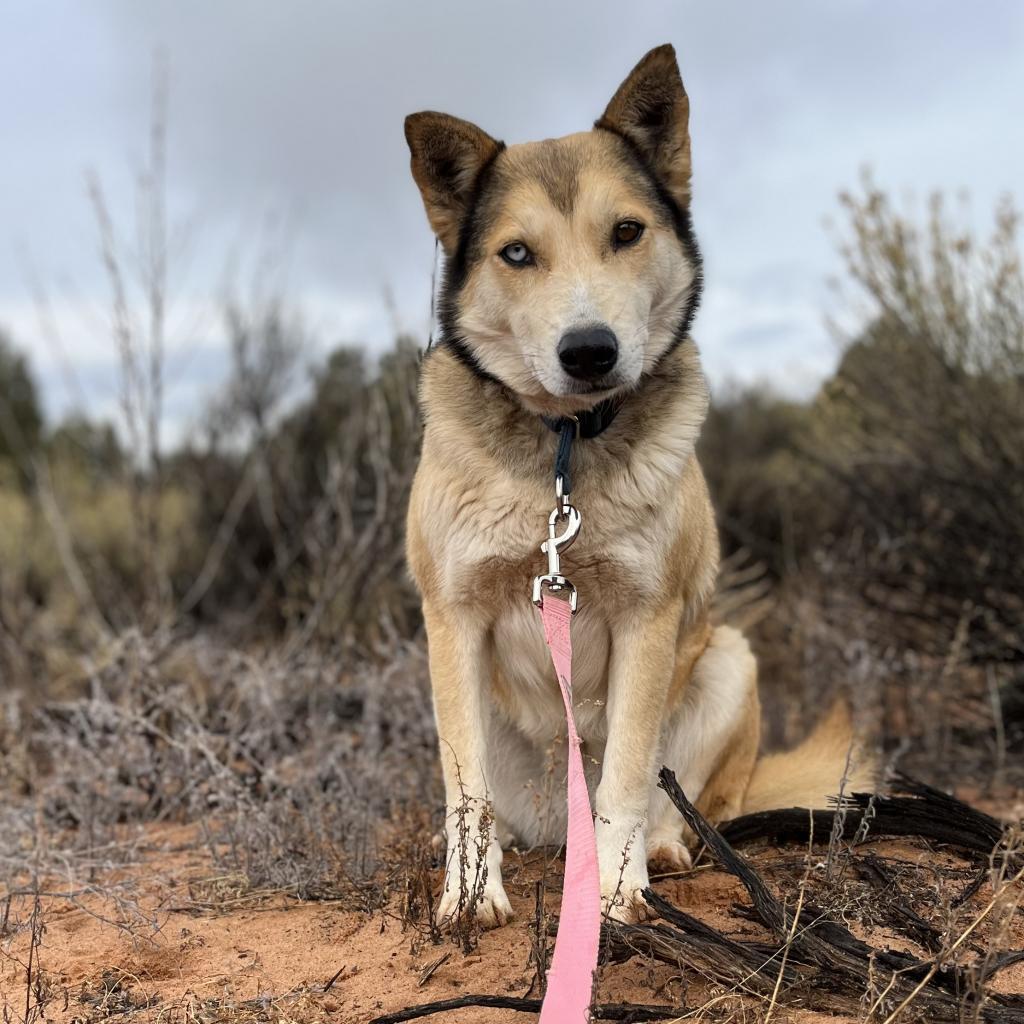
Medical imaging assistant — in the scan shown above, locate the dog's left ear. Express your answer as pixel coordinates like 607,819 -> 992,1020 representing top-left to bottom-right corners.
596,44 -> 692,207
404,112 -> 503,254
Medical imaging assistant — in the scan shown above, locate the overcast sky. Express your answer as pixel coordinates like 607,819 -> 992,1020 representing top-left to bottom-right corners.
2,1 -> 1023,439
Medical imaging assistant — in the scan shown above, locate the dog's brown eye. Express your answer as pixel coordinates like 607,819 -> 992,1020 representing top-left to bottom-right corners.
613,220 -> 644,247
500,242 -> 533,266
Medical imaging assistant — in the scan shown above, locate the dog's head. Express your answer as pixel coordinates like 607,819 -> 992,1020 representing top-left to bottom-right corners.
405,44 -> 702,417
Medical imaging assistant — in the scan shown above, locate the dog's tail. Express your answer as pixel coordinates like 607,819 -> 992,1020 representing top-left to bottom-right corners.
741,700 -> 877,815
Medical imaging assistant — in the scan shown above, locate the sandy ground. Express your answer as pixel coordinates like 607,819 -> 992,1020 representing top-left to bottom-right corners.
2,824 -> 1022,1024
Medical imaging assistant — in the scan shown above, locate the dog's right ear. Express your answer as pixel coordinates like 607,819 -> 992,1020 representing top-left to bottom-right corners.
404,112 -> 502,254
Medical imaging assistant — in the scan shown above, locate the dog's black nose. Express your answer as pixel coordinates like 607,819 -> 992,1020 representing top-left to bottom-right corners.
557,326 -> 618,381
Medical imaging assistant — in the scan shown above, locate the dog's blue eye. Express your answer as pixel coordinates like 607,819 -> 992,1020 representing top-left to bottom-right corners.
613,220 -> 644,247
500,242 -> 532,266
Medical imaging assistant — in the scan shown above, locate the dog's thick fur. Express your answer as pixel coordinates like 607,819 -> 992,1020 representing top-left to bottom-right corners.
404,44 -> 873,927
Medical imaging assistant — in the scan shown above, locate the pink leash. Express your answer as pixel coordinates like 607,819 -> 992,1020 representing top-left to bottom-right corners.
536,596 -> 602,1021
533,480 -> 602,1022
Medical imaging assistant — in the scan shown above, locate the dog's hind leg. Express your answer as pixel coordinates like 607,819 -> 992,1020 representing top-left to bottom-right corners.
646,625 -> 760,871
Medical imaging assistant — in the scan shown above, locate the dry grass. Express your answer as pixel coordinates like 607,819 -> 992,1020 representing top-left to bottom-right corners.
1,632 -> 440,911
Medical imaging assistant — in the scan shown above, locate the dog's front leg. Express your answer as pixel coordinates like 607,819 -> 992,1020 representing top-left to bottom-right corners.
596,599 -> 682,922
423,600 -> 513,929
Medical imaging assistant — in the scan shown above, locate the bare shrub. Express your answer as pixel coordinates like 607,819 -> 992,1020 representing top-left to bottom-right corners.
817,178 -> 1024,666
701,184 -> 1024,785
176,334 -> 422,650
0,630 -> 439,903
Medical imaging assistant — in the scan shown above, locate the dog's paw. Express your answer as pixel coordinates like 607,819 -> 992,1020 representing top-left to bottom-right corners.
474,886 -> 515,928
646,833 -> 693,873
601,886 -> 651,924
435,879 -> 514,930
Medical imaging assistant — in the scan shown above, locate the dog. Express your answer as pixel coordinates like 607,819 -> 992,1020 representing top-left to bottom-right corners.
403,43 -> 873,927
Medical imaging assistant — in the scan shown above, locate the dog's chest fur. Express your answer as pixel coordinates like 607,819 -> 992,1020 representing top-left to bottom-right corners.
486,490 -> 677,744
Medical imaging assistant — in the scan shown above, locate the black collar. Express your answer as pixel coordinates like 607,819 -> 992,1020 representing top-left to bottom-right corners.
541,396 -> 623,496
541,396 -> 623,440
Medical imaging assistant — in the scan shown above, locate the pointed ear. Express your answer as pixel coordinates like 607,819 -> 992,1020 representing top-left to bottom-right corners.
596,44 -> 692,207
404,112 -> 503,253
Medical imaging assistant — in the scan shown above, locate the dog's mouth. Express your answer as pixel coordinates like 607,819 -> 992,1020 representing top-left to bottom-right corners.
514,370 -> 631,418
545,360 -> 639,402
561,376 -> 625,398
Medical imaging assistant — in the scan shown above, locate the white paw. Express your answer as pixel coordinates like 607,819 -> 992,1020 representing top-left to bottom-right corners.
435,872 -> 514,929
595,812 -> 650,923
646,833 -> 693,872
599,853 -> 651,925
601,885 -> 651,924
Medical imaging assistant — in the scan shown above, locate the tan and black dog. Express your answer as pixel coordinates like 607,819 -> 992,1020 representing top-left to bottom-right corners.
404,44 -> 873,927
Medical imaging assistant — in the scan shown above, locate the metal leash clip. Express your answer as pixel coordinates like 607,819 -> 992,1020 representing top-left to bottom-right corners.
532,475 -> 582,612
